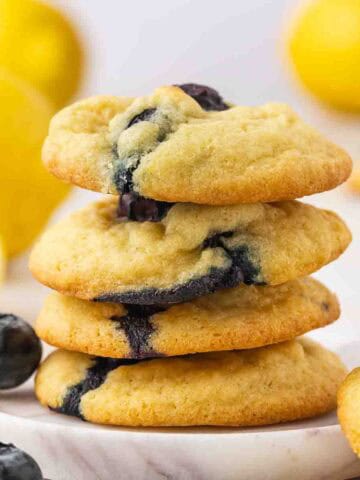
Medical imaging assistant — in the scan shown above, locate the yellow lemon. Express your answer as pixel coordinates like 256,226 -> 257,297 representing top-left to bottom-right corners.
0,239 -> 5,283
0,0 -> 83,107
0,68 -> 70,257
288,0 -> 360,111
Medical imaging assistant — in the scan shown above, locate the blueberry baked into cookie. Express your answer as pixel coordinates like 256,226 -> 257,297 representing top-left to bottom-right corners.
35,278 -> 339,358
42,84 -> 352,205
29,197 -> 350,304
32,83 -> 352,427
36,339 -> 346,427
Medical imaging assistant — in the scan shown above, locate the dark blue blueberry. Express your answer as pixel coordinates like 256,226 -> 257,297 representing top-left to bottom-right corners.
113,84 -> 228,195
112,304 -> 166,358
0,443 -> 43,480
117,193 -> 173,222
55,357 -> 139,419
321,302 -> 330,312
95,235 -> 263,305
127,108 -> 157,128
177,83 -> 229,111
113,108 -> 164,194
202,231 -> 234,249
0,314 -> 42,389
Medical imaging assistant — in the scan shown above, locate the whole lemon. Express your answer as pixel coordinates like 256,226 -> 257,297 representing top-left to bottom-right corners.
288,0 -> 360,111
0,68 -> 70,257
0,0 -> 83,107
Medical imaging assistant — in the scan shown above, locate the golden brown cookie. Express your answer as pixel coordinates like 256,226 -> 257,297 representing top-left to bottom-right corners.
35,338 -> 347,427
42,84 -> 352,204
29,197 -> 351,304
36,278 -> 339,358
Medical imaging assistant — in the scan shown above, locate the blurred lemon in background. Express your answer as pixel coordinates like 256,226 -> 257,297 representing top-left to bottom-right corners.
0,68 -> 70,257
0,240 -> 5,284
0,0 -> 83,107
288,0 -> 360,112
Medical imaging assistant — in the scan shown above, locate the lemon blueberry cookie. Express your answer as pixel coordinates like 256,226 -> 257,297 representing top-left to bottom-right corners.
35,338 -> 347,427
35,277 -> 339,359
29,197 -> 350,304
42,83 -> 352,205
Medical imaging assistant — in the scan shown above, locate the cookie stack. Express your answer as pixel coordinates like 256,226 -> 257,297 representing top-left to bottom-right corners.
31,84 -> 352,427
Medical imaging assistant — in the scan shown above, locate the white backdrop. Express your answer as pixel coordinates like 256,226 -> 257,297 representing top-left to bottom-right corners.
53,0 -> 297,103
1,0 -> 360,349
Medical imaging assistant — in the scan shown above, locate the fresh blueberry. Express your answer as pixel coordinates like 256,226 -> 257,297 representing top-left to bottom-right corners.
177,83 -> 229,111
0,314 -> 42,389
0,443 -> 43,479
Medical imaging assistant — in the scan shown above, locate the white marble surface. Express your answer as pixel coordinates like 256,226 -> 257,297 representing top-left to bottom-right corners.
0,342 -> 358,480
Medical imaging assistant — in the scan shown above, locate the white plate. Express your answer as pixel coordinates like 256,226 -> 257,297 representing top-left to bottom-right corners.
0,342 -> 359,480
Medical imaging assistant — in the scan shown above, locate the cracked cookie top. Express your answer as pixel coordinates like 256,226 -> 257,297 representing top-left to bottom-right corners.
29,197 -> 351,305
42,84 -> 352,205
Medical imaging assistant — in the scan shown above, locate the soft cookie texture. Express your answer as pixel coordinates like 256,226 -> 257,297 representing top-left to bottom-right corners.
42,85 -> 352,205
338,368 -> 360,457
35,338 -> 346,427
36,278 -> 339,358
29,197 -> 351,304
